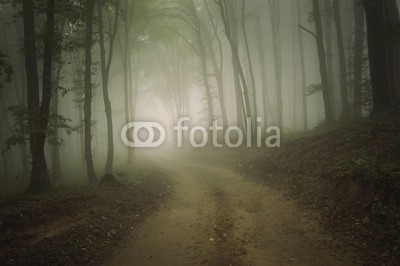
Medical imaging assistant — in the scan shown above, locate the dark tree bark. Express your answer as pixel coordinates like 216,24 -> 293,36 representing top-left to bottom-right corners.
84,0 -> 97,183
363,0 -> 400,114
98,0 -> 119,174
313,0 -> 334,124
24,0 -> 56,190
22,0 -> 43,188
333,0 -> 350,119
51,19 -> 66,182
324,0 -> 337,118
296,0 -> 308,130
353,0 -> 365,119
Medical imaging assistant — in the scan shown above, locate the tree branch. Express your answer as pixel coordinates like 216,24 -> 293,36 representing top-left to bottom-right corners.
298,24 -> 317,39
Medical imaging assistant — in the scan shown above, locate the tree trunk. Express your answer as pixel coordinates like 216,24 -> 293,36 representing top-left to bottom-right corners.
22,0 -> 42,188
269,0 -> 283,129
313,0 -> 334,124
84,0 -> 97,183
25,0 -> 56,190
241,0 -> 258,129
333,0 -> 350,119
51,19 -> 66,182
190,0 -> 215,127
324,0 -> 337,118
363,0 -> 400,114
353,0 -> 365,119
204,0 -> 228,128
216,0 -> 248,128
98,0 -> 119,174
296,0 -> 308,130
255,9 -> 270,126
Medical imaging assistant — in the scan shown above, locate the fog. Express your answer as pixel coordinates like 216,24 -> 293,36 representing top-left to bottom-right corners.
0,0 -> 381,193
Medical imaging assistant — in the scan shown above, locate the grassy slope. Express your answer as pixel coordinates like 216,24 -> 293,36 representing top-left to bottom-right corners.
239,116 -> 400,264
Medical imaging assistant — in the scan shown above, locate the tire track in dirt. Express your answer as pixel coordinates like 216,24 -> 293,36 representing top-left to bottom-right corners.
107,153 -> 361,265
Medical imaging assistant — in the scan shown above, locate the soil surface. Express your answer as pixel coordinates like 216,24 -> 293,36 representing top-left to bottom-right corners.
107,154 -> 360,265
0,168 -> 171,265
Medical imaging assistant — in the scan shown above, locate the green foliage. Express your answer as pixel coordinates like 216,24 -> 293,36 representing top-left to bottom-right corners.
0,49 -> 13,96
306,83 -> 322,96
4,105 -> 77,152
380,162 -> 400,179
353,158 -> 374,175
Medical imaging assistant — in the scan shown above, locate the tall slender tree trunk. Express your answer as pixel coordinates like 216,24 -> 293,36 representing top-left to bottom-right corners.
241,0 -> 258,128
204,1 -> 228,128
324,0 -> 337,118
98,0 -> 119,174
333,0 -> 350,119
84,0 -> 96,183
255,10 -> 270,126
32,0 -> 56,189
51,19 -> 66,182
353,0 -> 365,119
363,0 -> 400,114
216,0 -> 248,128
296,0 -> 308,130
22,0 -> 42,188
269,0 -> 283,129
313,0 -> 334,124
121,0 -> 134,167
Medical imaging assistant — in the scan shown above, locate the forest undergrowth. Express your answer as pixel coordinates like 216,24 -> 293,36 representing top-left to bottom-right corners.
234,115 -> 400,264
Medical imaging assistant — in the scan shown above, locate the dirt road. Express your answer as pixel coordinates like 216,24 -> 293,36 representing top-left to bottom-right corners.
107,154 -> 359,265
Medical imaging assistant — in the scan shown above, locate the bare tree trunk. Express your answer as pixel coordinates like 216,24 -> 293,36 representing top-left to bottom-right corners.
215,0 -> 249,128
362,0 -> 400,114
204,1 -> 228,128
241,0 -> 258,128
313,0 -> 334,124
98,0 -> 119,174
269,0 -> 283,129
51,19 -> 66,182
296,0 -> 308,130
84,0 -> 97,183
324,0 -> 337,118
353,0 -> 365,119
24,0 -> 56,190
333,0 -> 350,119
254,8 -> 270,126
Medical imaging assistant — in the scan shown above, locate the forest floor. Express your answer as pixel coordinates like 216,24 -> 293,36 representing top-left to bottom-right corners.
0,166 -> 172,265
1,116 -> 399,265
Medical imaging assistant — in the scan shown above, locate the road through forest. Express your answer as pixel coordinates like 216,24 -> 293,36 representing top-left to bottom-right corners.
107,154 -> 359,266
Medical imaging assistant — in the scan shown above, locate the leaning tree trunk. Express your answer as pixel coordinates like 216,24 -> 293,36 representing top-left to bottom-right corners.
313,0 -> 334,124
363,0 -> 400,114
84,0 -> 96,184
333,0 -> 350,119
353,0 -> 365,119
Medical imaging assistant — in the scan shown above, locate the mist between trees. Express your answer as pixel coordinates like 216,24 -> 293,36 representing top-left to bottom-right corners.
0,0 -> 399,193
